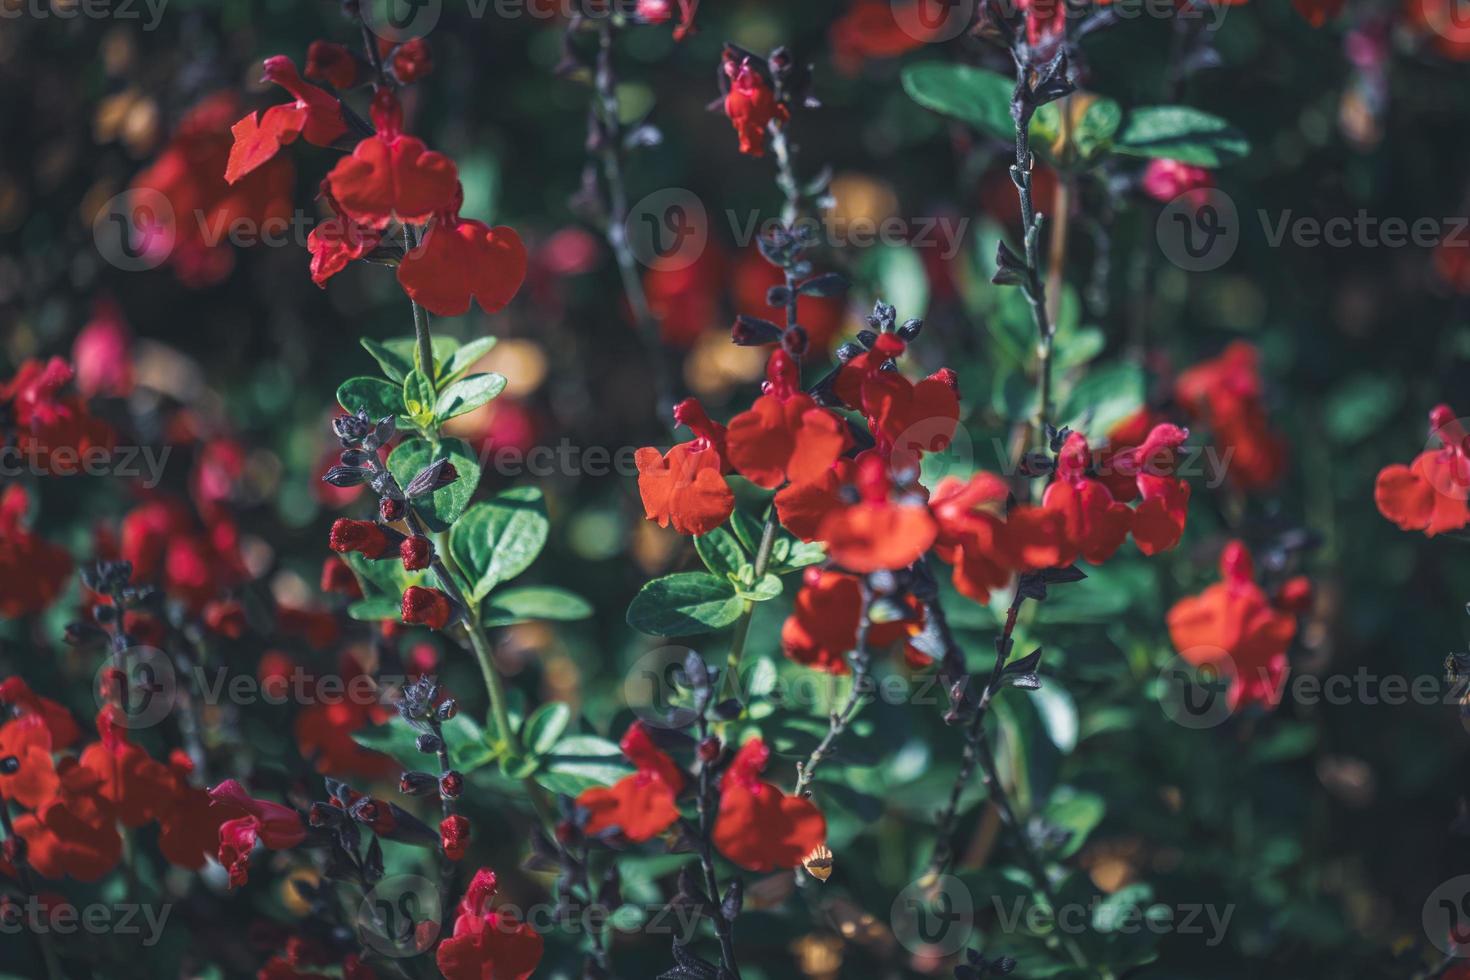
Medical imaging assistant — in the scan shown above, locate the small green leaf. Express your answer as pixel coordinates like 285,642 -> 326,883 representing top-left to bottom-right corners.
535,735 -> 632,796
729,510 -> 766,554
337,377 -> 403,420
695,527 -> 748,580
736,573 -> 783,603
901,62 -> 1015,141
520,702 -> 571,758
627,572 -> 744,636
361,336 -> 458,382
347,596 -> 401,622
435,373 -> 507,422
450,488 -> 549,602
1113,105 -> 1250,167
481,586 -> 593,627
402,369 -> 437,425
1059,361 -> 1145,440
387,438 -> 481,531
441,337 -> 498,384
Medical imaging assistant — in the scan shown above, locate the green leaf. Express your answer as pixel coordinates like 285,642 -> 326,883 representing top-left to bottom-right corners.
347,596 -> 400,622
1043,787 -> 1105,859
772,539 -> 825,573
435,373 -> 507,422
387,438 -> 481,532
361,336 -> 458,383
901,62 -> 1014,141
1033,95 -> 1124,163
441,336 -> 498,384
535,735 -> 632,796
336,377 -> 403,420
694,527 -> 747,580
1113,106 -> 1250,167
729,510 -> 766,553
450,488 -> 549,602
352,713 -> 496,773
626,572 -> 744,636
481,586 -> 593,627
521,702 -> 572,758
1059,361 -> 1145,440
402,369 -> 437,425
736,572 -> 783,602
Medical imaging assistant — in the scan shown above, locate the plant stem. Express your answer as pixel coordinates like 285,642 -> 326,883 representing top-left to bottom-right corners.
694,711 -> 742,979
795,583 -> 873,796
720,515 -> 778,701
1009,70 -> 1056,446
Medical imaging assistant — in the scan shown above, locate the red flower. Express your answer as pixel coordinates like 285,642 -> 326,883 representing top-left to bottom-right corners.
441,814 -> 471,860
13,760 -> 122,881
1106,423 -> 1192,556
389,38 -> 434,84
396,201 -> 529,317
775,457 -> 855,541
436,869 -> 545,980
0,485 -> 72,619
930,472 -> 1026,603
118,498 -> 248,610
1019,0 -> 1066,46
1375,405 -> 1470,536
1166,541 -> 1299,712
861,365 -> 960,467
320,556 -> 363,598
726,351 -> 846,489
0,715 -> 59,809
72,297 -> 133,398
80,715 -> 177,828
329,518 -> 395,559
305,41 -> 359,90
1040,432 -> 1133,565
712,738 -> 826,871
1140,158 -> 1214,203
400,535 -> 432,571
0,357 -> 114,477
295,656 -> 396,780
325,90 -> 459,229
157,753 -> 229,871
781,569 -> 929,673
830,0 -> 932,75
635,399 -> 735,536
638,0 -> 699,39
204,599 -> 248,639
644,244 -> 724,349
818,456 -> 937,573
307,185 -> 383,287
1174,342 -> 1286,492
208,780 -> 307,887
402,586 -> 454,630
723,55 -> 789,157
226,56 -> 347,185
577,721 -> 685,842
0,677 -> 80,749
1292,0 -> 1345,26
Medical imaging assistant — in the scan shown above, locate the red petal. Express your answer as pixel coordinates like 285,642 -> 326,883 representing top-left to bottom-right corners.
326,134 -> 459,229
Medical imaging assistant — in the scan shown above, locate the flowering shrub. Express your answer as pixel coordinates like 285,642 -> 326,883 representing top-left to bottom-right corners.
1,1 -> 1468,978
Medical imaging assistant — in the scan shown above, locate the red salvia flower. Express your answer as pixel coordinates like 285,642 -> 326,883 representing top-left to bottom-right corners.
13,760 -> 122,881
305,40 -> 359,90
436,869 -> 545,980
294,656 -> 396,780
320,556 -> 363,597
400,535 -> 432,571
402,586 -> 454,629
774,456 -> 856,542
157,752 -> 229,871
635,398 -> 735,536
441,814 -> 471,860
1166,541 -> 1300,712
389,38 -> 434,84
325,90 -> 459,229
396,189 -> 529,317
0,677 -> 81,749
72,298 -> 133,398
1375,404 -> 1470,537
208,779 -> 308,888
818,455 -> 937,573
307,183 -> 383,287
0,715 -> 59,809
723,54 -> 789,157
577,721 -> 685,842
712,738 -> 826,872
80,714 -> 177,828
1174,342 -> 1286,492
781,568 -> 929,673
0,485 -> 73,620
929,472 -> 1026,603
830,0 -> 933,75
226,56 -> 347,185
1040,432 -> 1133,565
726,350 -> 846,489
0,357 -> 115,478
329,518 -> 395,560
1110,423 -> 1192,556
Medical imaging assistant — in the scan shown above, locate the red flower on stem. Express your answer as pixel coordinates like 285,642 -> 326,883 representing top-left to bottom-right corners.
396,186 -> 528,317
402,586 -> 454,630
635,399 -> 735,536
441,814 -> 471,861
712,738 -> 826,872
818,455 -> 937,573
436,869 -> 545,980
726,350 -> 846,489
576,721 -> 685,842
326,90 -> 459,229
1375,404 -> 1470,536
1174,342 -> 1286,492
208,779 -> 307,888
723,54 -> 788,157
329,518 -> 396,560
1041,432 -> 1133,566
781,568 -> 929,673
226,56 -> 348,185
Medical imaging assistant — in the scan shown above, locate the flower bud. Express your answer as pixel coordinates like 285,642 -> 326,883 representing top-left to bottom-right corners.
439,771 -> 463,800
402,587 -> 453,630
400,536 -> 432,571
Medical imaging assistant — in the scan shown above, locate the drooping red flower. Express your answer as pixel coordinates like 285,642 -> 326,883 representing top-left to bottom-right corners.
225,56 -> 347,185
157,752 -> 230,871
722,54 -> 789,157
208,779 -> 308,888
781,568 -> 929,673
436,869 -> 545,980
441,814 -> 471,861
396,194 -> 528,317
635,399 -> 735,536
929,472 -> 1044,603
1041,432 -> 1133,565
818,455 -> 937,573
294,656 -> 396,780
1375,405 -> 1470,537
325,90 -> 459,229
1166,541 -> 1300,712
577,721 -> 685,842
305,40 -> 359,90
726,350 -> 846,489
80,712 -> 178,828
1101,423 -> 1192,556
1174,342 -> 1286,492
833,334 -> 960,467
774,456 -> 856,542
329,518 -> 396,560
712,738 -> 826,872
402,586 -> 454,630
639,0 -> 699,39
0,485 -> 72,620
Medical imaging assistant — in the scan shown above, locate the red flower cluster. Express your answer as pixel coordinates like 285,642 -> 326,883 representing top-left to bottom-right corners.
1,356 -> 114,477
1166,541 -> 1308,713
1375,404 -> 1470,536
782,568 -> 928,673
207,779 -> 308,888
1174,342 -> 1287,492
436,869 -> 544,980
577,721 -> 685,842
118,497 -> 249,611
723,53 -> 789,157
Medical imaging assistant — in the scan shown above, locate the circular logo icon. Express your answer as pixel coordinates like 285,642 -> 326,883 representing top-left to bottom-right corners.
895,415 -> 974,486
360,0 -> 442,42
892,0 -> 976,43
1417,415 -> 1470,504
1419,0 -> 1470,44
92,646 -> 177,730
891,874 -> 974,957
1157,655 -> 1234,730
1156,187 -> 1238,272
1423,875 -> 1470,956
624,646 -> 701,730
359,875 -> 442,958
92,188 -> 174,272
625,188 -> 708,272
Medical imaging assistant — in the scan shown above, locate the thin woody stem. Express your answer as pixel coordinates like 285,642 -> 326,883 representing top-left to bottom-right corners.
1010,68 -> 1056,447
720,513 -> 778,702
694,709 -> 742,979
795,582 -> 873,796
